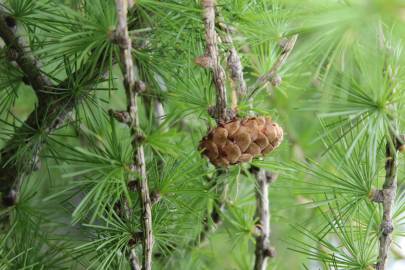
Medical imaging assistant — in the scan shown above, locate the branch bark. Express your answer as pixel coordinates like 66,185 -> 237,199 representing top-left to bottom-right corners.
115,1 -> 153,270
129,248 -> 142,270
199,0 -> 229,122
0,7 -> 117,206
375,26 -> 399,270
253,168 -> 277,270
250,34 -> 298,269
248,34 -> 298,98
376,137 -> 398,270
0,9 -> 52,98
216,17 -> 247,109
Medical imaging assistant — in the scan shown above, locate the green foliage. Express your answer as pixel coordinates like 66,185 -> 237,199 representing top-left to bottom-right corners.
0,0 -> 404,269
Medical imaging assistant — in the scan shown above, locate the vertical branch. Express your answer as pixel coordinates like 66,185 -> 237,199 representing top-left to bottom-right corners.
114,1 -> 153,269
0,9 -> 53,97
0,8 -> 114,206
216,17 -> 247,109
0,8 -> 53,205
196,5 -> 242,244
376,138 -> 398,270
375,26 -> 399,270
250,34 -> 298,270
129,248 -> 142,270
198,0 -> 229,122
253,169 -> 277,270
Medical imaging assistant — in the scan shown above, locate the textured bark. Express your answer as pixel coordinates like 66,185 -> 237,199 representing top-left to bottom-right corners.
375,25 -> 399,270
376,139 -> 398,270
201,0 -> 229,122
0,9 -> 52,98
115,1 -> 153,269
0,0 -> 137,210
254,169 -> 277,270
0,8 -> 114,206
0,56 -> 109,205
129,248 -> 142,270
216,17 -> 247,107
251,34 -> 298,269
0,8 -> 52,203
249,34 -> 298,97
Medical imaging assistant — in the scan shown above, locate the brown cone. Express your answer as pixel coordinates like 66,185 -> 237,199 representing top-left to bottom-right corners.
199,116 -> 283,167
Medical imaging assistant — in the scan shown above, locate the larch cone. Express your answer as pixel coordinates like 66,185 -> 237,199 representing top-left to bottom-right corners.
199,116 -> 283,167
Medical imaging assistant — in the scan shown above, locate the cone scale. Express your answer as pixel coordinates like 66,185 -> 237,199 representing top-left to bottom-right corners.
199,116 -> 283,167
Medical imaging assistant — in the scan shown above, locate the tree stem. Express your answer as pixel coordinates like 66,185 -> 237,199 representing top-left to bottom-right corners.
375,24 -> 399,270
129,248 -> 142,270
250,34 -> 298,268
253,169 -> 274,270
0,9 -> 52,97
248,35 -> 298,99
0,8 -> 111,206
201,0 -> 229,122
376,137 -> 398,270
216,16 -> 247,107
115,1 -> 153,269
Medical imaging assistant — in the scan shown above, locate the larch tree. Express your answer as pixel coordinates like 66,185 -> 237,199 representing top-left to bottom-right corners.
0,1 -> 404,270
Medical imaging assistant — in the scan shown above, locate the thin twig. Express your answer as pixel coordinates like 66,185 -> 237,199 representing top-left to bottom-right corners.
199,0 -> 229,122
194,3 -> 232,242
129,248 -> 142,270
248,34 -> 298,99
0,7 -> 121,206
250,34 -> 298,270
194,3 -> 234,240
253,168 -> 277,270
197,14 -> 247,241
376,137 -> 398,270
375,25 -> 399,270
114,1 -> 153,270
0,7 -> 53,205
0,9 -> 52,98
216,16 -> 247,109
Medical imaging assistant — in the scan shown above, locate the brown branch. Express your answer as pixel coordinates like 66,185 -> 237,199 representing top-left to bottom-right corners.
0,53 -> 111,206
0,7 -> 54,205
194,15 -> 237,245
369,188 -> 384,203
249,34 -> 298,269
252,167 -> 277,270
376,138 -> 398,270
216,17 -> 247,109
114,1 -> 153,270
0,9 -> 52,98
129,247 -> 142,270
0,7 -> 117,206
199,0 -> 230,122
375,25 -> 399,270
248,34 -> 298,98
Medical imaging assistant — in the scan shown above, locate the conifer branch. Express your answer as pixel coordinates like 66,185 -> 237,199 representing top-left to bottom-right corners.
0,9 -> 53,98
195,3 -> 234,242
129,249 -> 142,270
114,1 -> 153,269
198,14 -> 247,243
248,34 -> 298,98
376,136 -> 398,270
375,26 -> 399,270
216,16 -> 247,109
0,60 -> 114,206
199,0 -> 230,122
253,168 -> 277,270
251,34 -> 298,270
0,10 -> 101,206
0,7 -> 53,205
